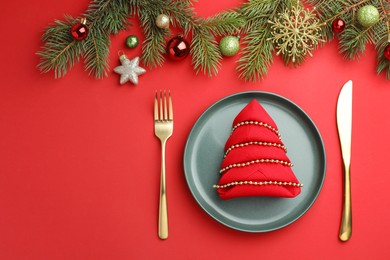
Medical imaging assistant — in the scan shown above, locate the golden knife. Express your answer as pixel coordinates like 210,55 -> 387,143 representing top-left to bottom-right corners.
336,80 -> 353,242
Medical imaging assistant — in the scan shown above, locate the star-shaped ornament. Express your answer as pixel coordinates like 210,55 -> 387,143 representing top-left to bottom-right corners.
114,55 -> 146,85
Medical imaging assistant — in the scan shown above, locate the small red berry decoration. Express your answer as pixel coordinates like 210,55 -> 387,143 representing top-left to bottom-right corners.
384,43 -> 390,61
71,18 -> 89,41
332,18 -> 345,33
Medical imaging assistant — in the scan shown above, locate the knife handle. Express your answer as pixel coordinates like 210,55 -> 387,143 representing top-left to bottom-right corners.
339,163 -> 352,241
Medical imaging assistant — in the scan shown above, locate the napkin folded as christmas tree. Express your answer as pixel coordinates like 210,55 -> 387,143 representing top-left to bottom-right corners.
214,99 -> 302,200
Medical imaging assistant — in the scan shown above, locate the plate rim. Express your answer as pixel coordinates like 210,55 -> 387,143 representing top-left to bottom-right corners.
183,91 -> 326,232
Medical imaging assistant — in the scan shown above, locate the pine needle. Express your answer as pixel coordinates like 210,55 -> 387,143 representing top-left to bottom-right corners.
83,29 -> 110,78
37,16 -> 83,78
138,3 -> 170,68
339,24 -> 373,60
237,29 -> 274,82
191,28 -> 222,77
376,37 -> 390,79
201,11 -> 245,36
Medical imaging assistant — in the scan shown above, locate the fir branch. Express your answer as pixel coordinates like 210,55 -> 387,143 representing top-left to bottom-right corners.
37,0 -> 390,81
137,0 -> 197,35
37,16 -> 84,78
339,23 -> 375,60
82,0 -> 133,78
312,0 -> 371,25
164,0 -> 198,36
137,0 -> 197,68
138,3 -> 170,68
237,0 -> 291,80
378,0 -> 390,39
191,28 -> 222,76
309,0 -> 345,41
376,39 -> 390,79
376,0 -> 390,79
237,29 -> 274,82
87,0 -> 132,34
37,0 -> 133,79
83,29 -> 110,78
201,11 -> 245,36
239,0 -> 277,33
307,0 -> 372,42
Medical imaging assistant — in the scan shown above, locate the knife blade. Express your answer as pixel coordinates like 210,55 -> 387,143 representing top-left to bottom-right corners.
336,80 -> 353,242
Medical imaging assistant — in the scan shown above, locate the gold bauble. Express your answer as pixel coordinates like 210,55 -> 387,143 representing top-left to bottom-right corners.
156,14 -> 170,29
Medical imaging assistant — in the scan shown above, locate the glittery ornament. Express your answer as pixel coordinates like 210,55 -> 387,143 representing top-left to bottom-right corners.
126,35 -> 139,48
268,5 -> 323,64
384,43 -> 390,61
71,18 -> 89,41
357,5 -> 380,28
166,35 -> 190,61
332,18 -> 345,33
219,36 -> 240,57
156,14 -> 170,29
113,54 -> 146,85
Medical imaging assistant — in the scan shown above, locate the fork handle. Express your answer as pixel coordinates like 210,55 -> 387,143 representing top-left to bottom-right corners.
158,141 -> 168,239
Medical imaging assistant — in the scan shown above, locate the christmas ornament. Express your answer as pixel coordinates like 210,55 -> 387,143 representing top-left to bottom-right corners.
71,18 -> 89,41
332,18 -> 345,33
268,5 -> 323,63
219,36 -> 240,57
156,14 -> 170,29
357,5 -> 380,28
384,43 -> 390,61
166,35 -> 190,61
113,54 -> 146,85
126,35 -> 139,48
38,0 -> 390,81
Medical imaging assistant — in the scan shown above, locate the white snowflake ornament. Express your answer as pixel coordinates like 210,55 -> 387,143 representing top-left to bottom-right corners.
114,55 -> 146,85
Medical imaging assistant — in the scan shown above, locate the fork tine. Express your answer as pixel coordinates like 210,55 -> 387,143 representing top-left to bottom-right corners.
163,90 -> 168,121
154,90 -> 159,121
159,90 -> 163,121
168,91 -> 173,121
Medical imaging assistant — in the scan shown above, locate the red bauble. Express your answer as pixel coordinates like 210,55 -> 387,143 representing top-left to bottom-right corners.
166,35 -> 190,61
332,18 -> 345,33
384,44 -> 390,61
71,19 -> 89,41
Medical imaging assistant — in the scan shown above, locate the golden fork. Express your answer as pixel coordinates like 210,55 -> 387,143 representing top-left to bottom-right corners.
154,90 -> 173,240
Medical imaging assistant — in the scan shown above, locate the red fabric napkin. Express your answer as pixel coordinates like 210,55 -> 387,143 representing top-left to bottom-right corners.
214,99 -> 302,200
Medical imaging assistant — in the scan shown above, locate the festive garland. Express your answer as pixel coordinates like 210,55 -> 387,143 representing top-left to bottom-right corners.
37,0 -> 390,83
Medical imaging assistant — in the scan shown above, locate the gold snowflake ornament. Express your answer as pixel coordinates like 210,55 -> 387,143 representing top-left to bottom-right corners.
268,5 -> 323,64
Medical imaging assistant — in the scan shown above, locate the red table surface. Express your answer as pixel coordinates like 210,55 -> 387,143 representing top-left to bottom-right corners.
1,0 -> 390,259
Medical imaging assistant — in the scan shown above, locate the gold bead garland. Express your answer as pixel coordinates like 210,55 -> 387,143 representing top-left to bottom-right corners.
224,141 -> 287,157
219,158 -> 293,174
213,181 -> 304,189
232,120 -> 281,139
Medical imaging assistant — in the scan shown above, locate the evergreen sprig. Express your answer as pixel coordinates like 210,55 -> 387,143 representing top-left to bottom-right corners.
37,0 -> 390,81
339,24 -> 373,60
308,0 -> 390,79
237,29 -> 274,82
37,16 -> 83,78
191,27 -> 222,76
201,10 -> 245,36
237,0 -> 291,81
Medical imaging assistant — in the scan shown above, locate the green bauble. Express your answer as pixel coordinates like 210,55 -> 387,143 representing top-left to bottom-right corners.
126,35 -> 139,48
219,36 -> 240,57
357,5 -> 380,28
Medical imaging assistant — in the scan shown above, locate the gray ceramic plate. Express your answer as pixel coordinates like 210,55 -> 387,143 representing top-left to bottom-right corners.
183,91 -> 326,232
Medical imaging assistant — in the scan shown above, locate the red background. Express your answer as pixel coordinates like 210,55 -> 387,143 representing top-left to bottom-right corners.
1,0 -> 390,259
